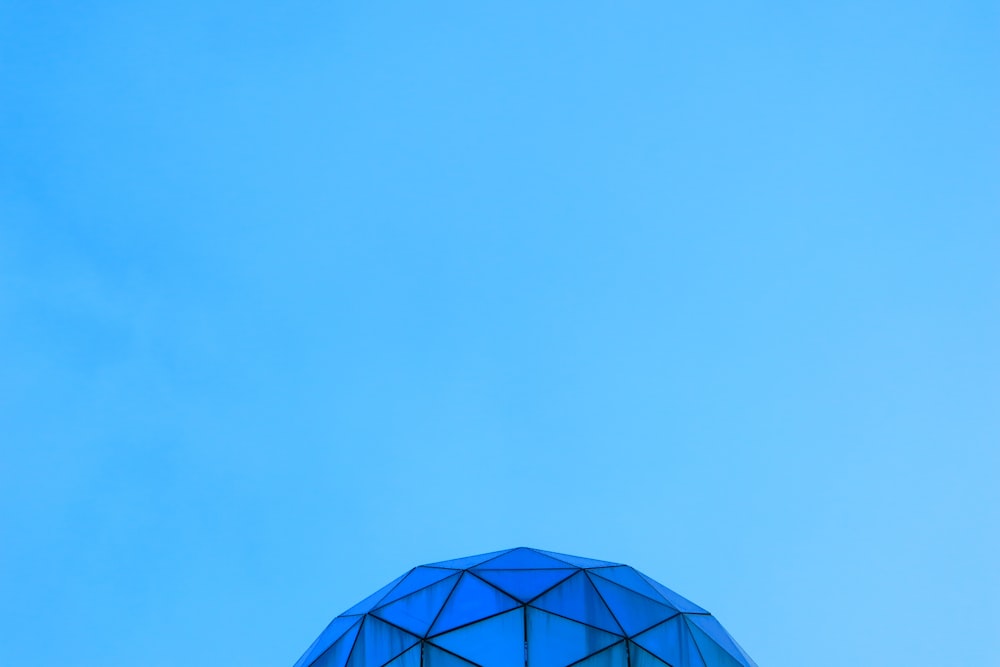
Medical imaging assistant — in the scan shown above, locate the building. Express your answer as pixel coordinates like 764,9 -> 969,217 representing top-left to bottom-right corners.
294,547 -> 756,667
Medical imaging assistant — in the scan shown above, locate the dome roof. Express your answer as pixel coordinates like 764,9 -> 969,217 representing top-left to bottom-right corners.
294,548 -> 756,667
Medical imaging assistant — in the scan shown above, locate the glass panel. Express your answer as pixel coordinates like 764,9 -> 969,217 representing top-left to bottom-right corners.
373,573 -> 461,637
346,617 -> 420,667
475,569 -> 575,603
295,616 -> 361,667
686,617 -> 755,667
628,643 -> 669,667
429,572 -> 520,636
530,571 -> 622,635
429,608 -> 525,667
632,616 -> 705,667
308,619 -> 362,667
636,573 -> 707,614
588,575 -> 678,636
383,644 -> 422,667
571,641 -> 626,667
378,568 -> 461,608
680,621 -> 708,667
474,548 -> 571,570
424,645 -> 479,667
527,609 -> 619,667
588,568 -> 667,606
535,551 -> 619,569
686,628 -> 740,667
428,550 -> 513,570
343,574 -> 408,616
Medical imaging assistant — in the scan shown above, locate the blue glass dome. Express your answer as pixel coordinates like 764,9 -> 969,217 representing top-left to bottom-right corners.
294,548 -> 756,667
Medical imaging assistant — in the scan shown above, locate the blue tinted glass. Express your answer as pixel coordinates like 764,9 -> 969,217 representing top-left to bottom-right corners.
345,617 -> 420,667
306,619 -> 362,667
636,572 -> 707,614
429,572 -> 520,636
428,550 -> 514,571
573,641 -> 627,667
588,575 -> 677,636
343,574 -> 408,616
383,645 -> 422,667
680,620 -> 709,667
628,643 -> 669,667
423,645 -> 478,667
527,608 -> 620,667
372,573 -> 461,637
535,550 -> 619,569
686,616 -> 755,667
297,552 -> 756,667
475,568 -> 575,602
632,616 -> 704,667
530,571 -> 622,635
589,568 -> 667,606
295,616 -> 360,667
378,567 -> 459,608
686,626 -> 740,667
474,548 -> 570,570
429,608 -> 525,667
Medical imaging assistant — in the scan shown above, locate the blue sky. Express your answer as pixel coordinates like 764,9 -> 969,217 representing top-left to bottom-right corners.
1,2 -> 997,666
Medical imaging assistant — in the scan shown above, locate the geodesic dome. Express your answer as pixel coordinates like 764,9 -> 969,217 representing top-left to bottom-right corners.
293,547 -> 756,667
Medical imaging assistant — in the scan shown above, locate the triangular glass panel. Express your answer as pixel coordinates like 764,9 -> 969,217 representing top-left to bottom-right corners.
527,608 -> 620,667
636,572 -> 708,614
686,616 -> 756,667
298,618 -> 361,667
535,550 -> 619,569
428,550 -> 513,570
343,574 -> 408,616
424,645 -> 480,667
429,572 -> 520,636
571,641 -> 626,667
372,573 -> 461,637
295,616 -> 361,667
384,644 -> 422,667
680,620 -> 709,667
378,567 -> 460,608
588,575 -> 678,636
474,568 -> 575,602
345,616 -> 420,667
589,568 -> 672,607
429,608 -> 525,667
530,571 -> 622,635
686,626 -> 741,667
632,616 -> 705,667
628,643 -> 670,667
474,547 -> 571,570
385,644 -> 420,667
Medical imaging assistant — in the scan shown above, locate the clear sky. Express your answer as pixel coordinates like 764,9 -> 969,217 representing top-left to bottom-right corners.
1,2 -> 998,666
